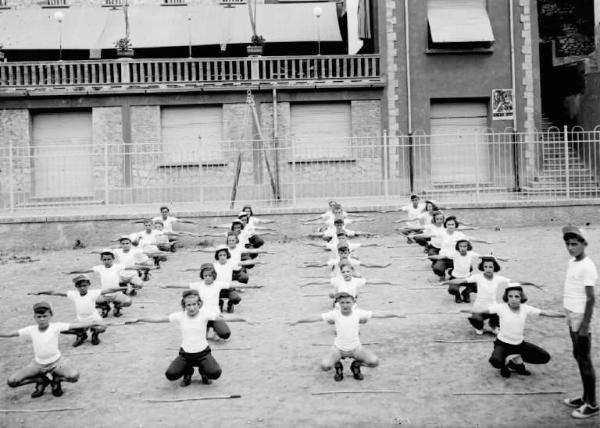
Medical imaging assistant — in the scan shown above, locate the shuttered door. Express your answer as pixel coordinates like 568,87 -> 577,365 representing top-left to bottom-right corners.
32,112 -> 93,198
430,102 -> 489,184
161,106 -> 223,163
290,103 -> 351,159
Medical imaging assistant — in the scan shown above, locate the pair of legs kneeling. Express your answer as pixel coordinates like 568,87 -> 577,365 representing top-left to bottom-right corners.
165,347 -> 222,387
489,338 -> 550,378
219,289 -> 241,314
96,293 -> 133,318
321,346 -> 379,381
7,358 -> 79,398
61,325 -> 106,347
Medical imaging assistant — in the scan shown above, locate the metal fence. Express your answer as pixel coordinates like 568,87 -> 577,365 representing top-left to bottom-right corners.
1,129 -> 600,213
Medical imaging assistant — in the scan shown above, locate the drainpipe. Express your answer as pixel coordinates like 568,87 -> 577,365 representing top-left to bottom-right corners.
404,0 -> 414,192
272,87 -> 280,200
509,0 -> 520,191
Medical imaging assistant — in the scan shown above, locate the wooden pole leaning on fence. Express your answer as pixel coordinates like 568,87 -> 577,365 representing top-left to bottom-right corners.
230,152 -> 243,209
246,90 -> 280,201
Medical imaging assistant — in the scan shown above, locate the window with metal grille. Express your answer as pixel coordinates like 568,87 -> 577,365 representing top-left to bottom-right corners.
220,0 -> 246,4
162,0 -> 186,5
104,0 -> 123,6
47,0 -> 68,6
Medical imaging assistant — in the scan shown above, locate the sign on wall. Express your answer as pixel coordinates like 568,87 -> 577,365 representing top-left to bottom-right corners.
491,89 -> 513,120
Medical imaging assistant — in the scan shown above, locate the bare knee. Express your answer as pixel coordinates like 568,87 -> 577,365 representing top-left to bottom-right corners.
63,371 -> 80,383
7,377 -> 18,388
320,362 -> 332,371
364,357 -> 379,368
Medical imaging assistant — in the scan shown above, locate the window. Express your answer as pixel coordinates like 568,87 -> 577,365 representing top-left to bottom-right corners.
220,0 -> 246,4
47,0 -> 68,6
162,0 -> 187,5
290,102 -> 352,160
103,0 -> 123,6
160,106 -> 224,165
427,0 -> 494,52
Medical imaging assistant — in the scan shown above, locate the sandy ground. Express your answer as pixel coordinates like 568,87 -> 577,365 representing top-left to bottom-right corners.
1,221 -> 600,428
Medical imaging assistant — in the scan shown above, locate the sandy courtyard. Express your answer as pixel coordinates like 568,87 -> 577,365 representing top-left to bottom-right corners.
1,219 -> 600,428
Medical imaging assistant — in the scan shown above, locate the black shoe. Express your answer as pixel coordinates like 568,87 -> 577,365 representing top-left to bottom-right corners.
30,377 -> 50,398
333,362 -> 344,382
129,289 -> 137,297
219,299 -> 224,313
72,333 -> 88,347
508,361 -> 531,376
90,330 -> 100,345
500,365 -> 511,378
113,305 -> 122,318
180,373 -> 192,387
50,378 -> 63,397
226,301 -> 234,313
98,303 -> 110,318
200,374 -> 212,385
461,292 -> 470,303
350,361 -> 364,381
454,293 -> 463,303
142,271 -> 151,281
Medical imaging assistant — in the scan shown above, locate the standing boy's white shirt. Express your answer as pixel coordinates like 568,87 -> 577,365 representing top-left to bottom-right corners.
466,273 -> 510,310
321,308 -> 372,351
330,277 -> 366,298
153,216 -> 179,233
564,257 -> 598,313
67,289 -> 102,321
449,251 -> 480,279
189,280 -> 231,317
18,322 -> 71,364
168,309 -> 216,353
93,264 -> 126,293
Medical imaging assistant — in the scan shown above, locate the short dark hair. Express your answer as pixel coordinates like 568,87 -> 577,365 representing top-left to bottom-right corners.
444,216 -> 458,228
563,233 -> 586,244
431,211 -> 444,223
478,257 -> 501,272
502,285 -> 527,303
181,290 -> 201,309
455,240 -> 472,251
160,206 -> 170,212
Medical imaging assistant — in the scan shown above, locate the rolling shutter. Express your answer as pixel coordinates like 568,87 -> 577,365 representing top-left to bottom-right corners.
290,102 -> 351,159
32,112 -> 93,198
430,102 -> 489,184
161,106 -> 223,163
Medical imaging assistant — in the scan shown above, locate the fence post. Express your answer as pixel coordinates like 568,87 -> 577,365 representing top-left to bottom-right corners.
104,139 -> 110,205
8,142 -> 14,213
474,134 -> 480,202
383,130 -> 389,199
291,138 -> 297,207
564,125 -> 570,199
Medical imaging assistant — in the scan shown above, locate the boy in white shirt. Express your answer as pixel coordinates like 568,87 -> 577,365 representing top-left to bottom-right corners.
66,249 -> 135,318
152,205 -> 196,234
329,262 -> 366,300
561,226 -> 599,419
289,292 -> 404,381
30,274 -> 126,347
461,285 -> 564,378
124,290 -> 249,387
1,302 -> 103,398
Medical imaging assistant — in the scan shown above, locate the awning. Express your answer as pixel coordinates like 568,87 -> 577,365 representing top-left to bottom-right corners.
427,0 -> 494,44
0,2 -> 341,50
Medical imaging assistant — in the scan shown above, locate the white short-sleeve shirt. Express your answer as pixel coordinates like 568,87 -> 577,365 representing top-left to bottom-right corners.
18,322 -> 71,364
67,289 -> 102,322
330,277 -> 366,298
189,280 -> 231,317
402,203 -> 425,220
327,257 -> 361,277
440,231 -> 468,256
321,308 -> 372,351
93,264 -> 126,291
424,224 -> 445,249
135,230 -> 160,248
489,303 -> 541,345
466,273 -> 510,310
564,257 -> 598,313
449,251 -> 480,279
153,216 -> 179,233
213,261 -> 235,283
168,309 -> 216,353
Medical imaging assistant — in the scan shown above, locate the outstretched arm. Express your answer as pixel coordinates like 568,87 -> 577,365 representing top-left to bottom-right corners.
28,290 -> 67,297
159,284 -> 188,289
288,315 -> 323,326
370,311 -> 406,319
101,287 -> 129,295
63,269 -> 94,275
303,261 -> 328,268
441,278 -> 468,286
539,310 -> 565,318
208,224 -> 231,229
459,308 -> 490,315
361,262 -> 391,268
218,314 -> 254,324
128,316 -> 170,324
0,330 -> 19,338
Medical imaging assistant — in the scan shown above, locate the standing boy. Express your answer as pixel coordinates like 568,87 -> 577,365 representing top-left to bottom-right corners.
561,226 -> 598,419
1,302 -> 102,398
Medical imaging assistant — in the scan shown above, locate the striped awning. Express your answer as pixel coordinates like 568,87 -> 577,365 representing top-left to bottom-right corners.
427,0 -> 495,43
0,2 -> 342,50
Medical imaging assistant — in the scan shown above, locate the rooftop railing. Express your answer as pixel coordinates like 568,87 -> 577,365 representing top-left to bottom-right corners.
0,54 -> 382,90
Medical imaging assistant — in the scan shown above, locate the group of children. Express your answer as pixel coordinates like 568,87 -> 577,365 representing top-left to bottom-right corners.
2,199 -> 598,419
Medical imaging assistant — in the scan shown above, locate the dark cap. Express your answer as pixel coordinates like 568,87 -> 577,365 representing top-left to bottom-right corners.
33,301 -> 52,312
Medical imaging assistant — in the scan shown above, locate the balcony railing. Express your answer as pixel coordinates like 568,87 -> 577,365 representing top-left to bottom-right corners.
0,55 -> 382,90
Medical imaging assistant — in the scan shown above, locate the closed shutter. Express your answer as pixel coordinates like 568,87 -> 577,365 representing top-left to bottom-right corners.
430,102 -> 489,184
291,102 -> 351,159
32,111 -> 93,198
161,106 -> 223,163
